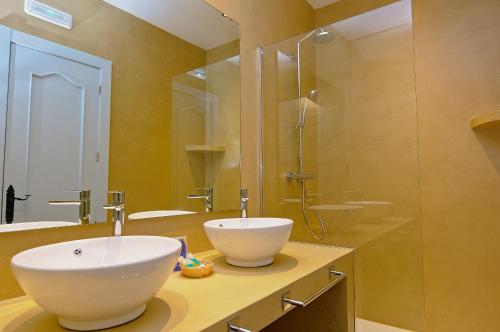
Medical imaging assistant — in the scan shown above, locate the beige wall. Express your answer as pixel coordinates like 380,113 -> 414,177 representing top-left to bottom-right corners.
0,0 -> 207,214
316,0 -> 500,331
412,0 -> 500,331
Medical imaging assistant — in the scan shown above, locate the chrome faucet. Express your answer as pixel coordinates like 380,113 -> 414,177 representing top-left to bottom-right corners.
49,190 -> 91,224
187,187 -> 213,212
240,188 -> 249,218
103,191 -> 125,236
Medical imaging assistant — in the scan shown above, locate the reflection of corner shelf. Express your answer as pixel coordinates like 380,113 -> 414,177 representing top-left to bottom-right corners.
470,111 -> 500,129
185,144 -> 225,153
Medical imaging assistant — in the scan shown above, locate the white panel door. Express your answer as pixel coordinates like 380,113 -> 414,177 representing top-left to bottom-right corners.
4,44 -> 101,223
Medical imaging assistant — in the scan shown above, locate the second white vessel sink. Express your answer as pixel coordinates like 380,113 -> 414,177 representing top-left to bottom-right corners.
204,218 -> 293,267
11,236 -> 181,331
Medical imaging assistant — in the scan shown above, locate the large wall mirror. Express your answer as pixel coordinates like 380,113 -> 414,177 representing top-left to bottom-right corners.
0,0 -> 240,232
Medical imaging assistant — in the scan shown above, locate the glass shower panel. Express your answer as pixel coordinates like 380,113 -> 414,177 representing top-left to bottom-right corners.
261,1 -> 424,331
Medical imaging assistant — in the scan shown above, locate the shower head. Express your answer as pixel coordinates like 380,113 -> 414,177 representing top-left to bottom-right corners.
298,28 -> 334,46
313,28 -> 334,43
308,89 -> 319,102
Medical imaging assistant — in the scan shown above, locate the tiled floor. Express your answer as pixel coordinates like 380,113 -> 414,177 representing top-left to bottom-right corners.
356,318 -> 413,332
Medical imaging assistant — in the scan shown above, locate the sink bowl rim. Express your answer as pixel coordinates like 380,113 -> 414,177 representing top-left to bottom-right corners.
11,235 -> 181,273
204,217 -> 293,230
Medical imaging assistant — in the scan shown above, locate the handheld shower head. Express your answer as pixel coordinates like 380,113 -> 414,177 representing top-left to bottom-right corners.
298,89 -> 319,127
308,89 -> 319,102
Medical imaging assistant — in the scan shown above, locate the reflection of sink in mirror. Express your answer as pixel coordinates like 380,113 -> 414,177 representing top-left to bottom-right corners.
344,201 -> 393,205
128,210 -> 195,220
344,201 -> 393,221
11,236 -> 181,331
0,221 -> 77,233
308,204 -> 364,211
280,198 -> 312,205
204,218 -> 293,267
308,205 -> 365,233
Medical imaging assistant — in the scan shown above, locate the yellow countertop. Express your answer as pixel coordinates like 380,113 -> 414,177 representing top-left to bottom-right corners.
0,242 -> 352,331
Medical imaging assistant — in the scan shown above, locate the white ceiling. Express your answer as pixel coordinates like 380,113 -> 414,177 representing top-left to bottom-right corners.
306,0 -> 342,9
103,0 -> 239,50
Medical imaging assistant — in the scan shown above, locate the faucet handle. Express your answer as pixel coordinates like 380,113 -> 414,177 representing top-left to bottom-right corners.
108,191 -> 125,204
64,190 -> 91,200
240,188 -> 248,198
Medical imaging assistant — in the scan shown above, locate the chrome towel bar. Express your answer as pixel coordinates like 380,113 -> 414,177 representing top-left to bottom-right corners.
228,322 -> 252,332
282,268 -> 345,309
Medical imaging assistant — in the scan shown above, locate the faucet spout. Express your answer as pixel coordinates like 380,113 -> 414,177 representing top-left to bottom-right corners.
103,191 -> 125,236
187,187 -> 213,212
240,188 -> 249,218
49,190 -> 91,224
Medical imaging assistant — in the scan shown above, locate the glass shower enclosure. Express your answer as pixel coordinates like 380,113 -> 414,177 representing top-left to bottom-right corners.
261,1 -> 424,331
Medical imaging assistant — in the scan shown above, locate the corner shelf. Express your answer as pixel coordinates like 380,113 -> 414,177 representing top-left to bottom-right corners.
185,144 -> 225,153
470,111 -> 500,129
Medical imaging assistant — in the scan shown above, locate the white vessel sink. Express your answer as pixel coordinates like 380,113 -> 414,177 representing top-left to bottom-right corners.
0,221 -> 76,233
204,218 -> 293,267
128,210 -> 195,220
11,236 -> 181,331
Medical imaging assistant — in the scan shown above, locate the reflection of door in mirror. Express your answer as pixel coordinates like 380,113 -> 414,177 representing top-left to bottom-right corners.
0,27 -> 111,224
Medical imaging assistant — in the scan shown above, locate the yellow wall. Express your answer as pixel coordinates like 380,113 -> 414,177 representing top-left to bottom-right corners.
0,0 -> 207,214
412,0 -> 500,331
316,0 -> 500,331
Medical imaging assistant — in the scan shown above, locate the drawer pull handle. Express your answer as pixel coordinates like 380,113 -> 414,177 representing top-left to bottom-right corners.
228,323 -> 252,332
282,270 -> 345,309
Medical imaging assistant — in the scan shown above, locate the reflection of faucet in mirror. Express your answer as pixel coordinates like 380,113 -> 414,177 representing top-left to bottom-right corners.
103,191 -> 125,237
48,190 -> 91,225
187,188 -> 213,212
240,188 -> 249,218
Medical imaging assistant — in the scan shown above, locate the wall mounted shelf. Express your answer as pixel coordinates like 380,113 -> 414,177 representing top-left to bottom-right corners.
470,111 -> 500,129
185,144 -> 225,152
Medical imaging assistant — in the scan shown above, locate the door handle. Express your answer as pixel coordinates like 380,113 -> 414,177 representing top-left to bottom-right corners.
15,194 -> 31,201
5,185 -> 31,224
